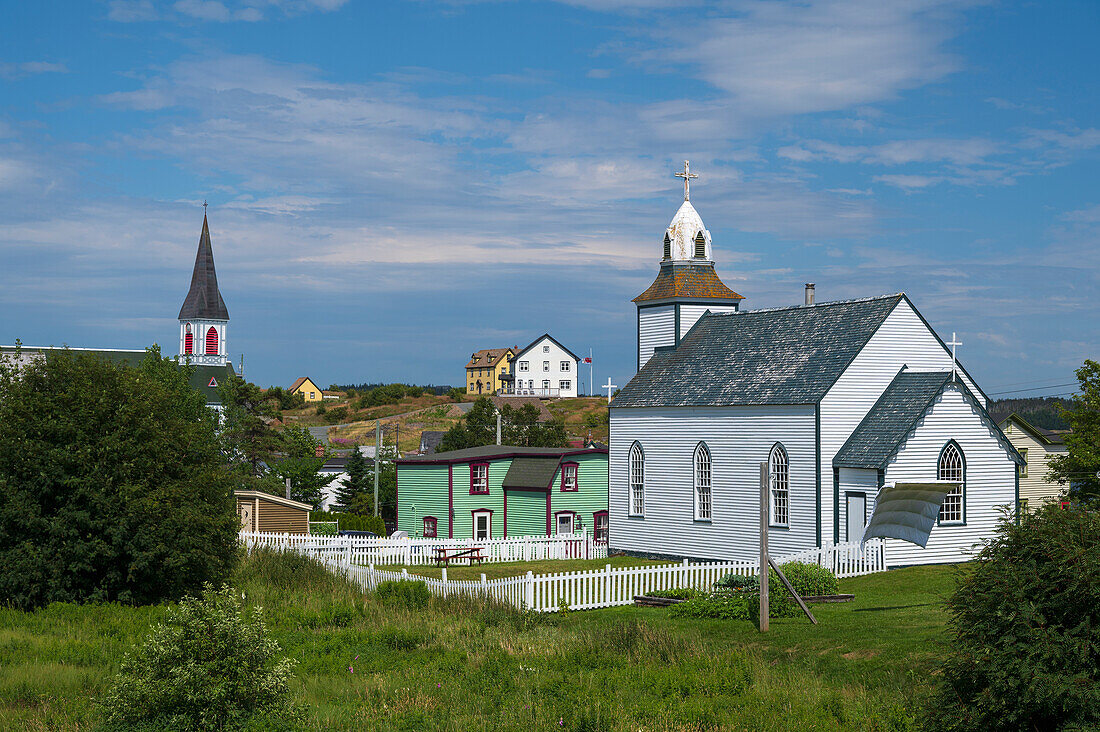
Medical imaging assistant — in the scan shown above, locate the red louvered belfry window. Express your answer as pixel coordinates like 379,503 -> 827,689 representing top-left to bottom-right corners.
184,332 -> 193,354
206,326 -> 218,355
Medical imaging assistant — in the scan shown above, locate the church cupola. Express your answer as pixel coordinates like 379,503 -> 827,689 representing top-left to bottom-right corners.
178,206 -> 229,366
634,161 -> 744,370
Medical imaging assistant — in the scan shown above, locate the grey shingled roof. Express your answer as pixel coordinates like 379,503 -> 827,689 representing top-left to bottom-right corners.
833,371 -> 952,469
614,294 -> 905,408
178,214 -> 229,321
502,457 -> 561,490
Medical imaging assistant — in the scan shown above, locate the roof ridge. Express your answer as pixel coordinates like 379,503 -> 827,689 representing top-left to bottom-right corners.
708,292 -> 904,317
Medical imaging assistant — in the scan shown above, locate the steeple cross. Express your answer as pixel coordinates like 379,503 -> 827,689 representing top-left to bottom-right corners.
203,200 -> 208,214
603,377 -> 618,405
947,332 -> 962,382
675,160 -> 698,201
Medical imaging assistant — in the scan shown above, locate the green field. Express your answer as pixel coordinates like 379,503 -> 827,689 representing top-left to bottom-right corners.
0,552 -> 961,730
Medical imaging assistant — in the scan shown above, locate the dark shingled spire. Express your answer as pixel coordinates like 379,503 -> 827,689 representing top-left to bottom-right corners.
178,213 -> 229,321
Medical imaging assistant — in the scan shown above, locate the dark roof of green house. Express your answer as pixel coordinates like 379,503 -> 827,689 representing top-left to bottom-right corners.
614,294 -> 905,408
397,445 -> 606,465
186,362 -> 236,404
502,457 -> 562,490
178,214 -> 229,321
834,370 -> 1024,469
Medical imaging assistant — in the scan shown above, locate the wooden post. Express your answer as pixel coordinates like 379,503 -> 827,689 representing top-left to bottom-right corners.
759,461 -> 769,632
481,572 -> 488,598
441,567 -> 448,598
526,570 -> 535,610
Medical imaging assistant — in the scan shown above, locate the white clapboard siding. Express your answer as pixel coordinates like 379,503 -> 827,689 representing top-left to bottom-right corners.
638,305 -> 674,368
513,335 -> 580,398
678,304 -> 739,340
249,539 -> 885,612
609,405 -> 817,562
845,386 -> 1017,566
819,297 -> 985,541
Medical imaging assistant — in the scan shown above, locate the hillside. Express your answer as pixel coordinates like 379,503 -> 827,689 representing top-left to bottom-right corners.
988,396 -> 1072,431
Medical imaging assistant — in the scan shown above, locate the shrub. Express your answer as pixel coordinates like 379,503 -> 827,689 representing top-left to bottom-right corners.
647,587 -> 702,600
448,387 -> 465,402
324,406 -> 349,424
375,580 -> 431,609
0,347 -> 239,609
308,511 -> 387,536
715,573 -> 759,593
775,561 -> 839,597
925,504 -> 1100,731
101,583 -> 298,731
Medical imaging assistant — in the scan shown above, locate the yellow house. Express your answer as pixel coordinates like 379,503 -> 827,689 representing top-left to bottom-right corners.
290,376 -> 324,402
465,347 -> 515,395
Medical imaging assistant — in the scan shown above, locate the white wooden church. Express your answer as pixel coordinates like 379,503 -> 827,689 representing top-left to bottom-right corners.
609,163 -> 1023,567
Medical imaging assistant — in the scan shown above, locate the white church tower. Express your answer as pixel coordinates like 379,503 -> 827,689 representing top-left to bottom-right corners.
634,161 -> 743,370
178,210 -> 229,367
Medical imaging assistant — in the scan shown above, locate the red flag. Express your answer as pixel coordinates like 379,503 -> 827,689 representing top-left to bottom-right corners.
583,357 -> 592,363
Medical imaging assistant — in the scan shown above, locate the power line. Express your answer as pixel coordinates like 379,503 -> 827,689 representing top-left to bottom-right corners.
988,383 -> 1079,396
987,375 -> 1078,390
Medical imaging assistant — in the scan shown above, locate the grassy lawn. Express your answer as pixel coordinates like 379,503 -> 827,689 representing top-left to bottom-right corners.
0,552 -> 960,730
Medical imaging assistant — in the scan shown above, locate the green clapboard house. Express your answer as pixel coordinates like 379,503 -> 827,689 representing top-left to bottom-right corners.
396,446 -> 608,541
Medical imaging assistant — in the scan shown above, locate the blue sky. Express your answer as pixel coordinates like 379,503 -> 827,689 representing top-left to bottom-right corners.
1,0 -> 1097,397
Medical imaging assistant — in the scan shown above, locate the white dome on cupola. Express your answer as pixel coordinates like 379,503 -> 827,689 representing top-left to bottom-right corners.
664,200 -> 711,261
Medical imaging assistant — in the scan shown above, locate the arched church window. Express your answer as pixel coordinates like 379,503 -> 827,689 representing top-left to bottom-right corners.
694,442 -> 711,521
184,323 -> 193,354
206,326 -> 219,355
663,233 -> 671,260
694,231 -> 706,258
938,442 -> 965,524
769,443 -> 789,527
629,442 -> 645,516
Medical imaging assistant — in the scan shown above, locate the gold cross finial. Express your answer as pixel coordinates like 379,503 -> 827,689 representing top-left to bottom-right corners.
674,160 -> 698,201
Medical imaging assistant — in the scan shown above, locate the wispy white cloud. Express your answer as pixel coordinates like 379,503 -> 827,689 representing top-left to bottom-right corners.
109,0 -> 347,23
0,61 -> 69,80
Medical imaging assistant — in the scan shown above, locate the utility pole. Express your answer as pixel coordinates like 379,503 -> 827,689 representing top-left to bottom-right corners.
374,419 -> 381,516
496,411 -> 502,445
759,461 -> 769,632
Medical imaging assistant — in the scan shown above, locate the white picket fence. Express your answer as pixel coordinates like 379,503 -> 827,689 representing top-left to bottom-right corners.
251,535 -> 887,613
239,530 -> 607,566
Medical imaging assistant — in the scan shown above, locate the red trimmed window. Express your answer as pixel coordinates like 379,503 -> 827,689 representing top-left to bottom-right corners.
560,462 -> 578,491
205,326 -> 219,355
423,516 -> 437,538
593,510 -> 609,543
184,332 -> 193,354
470,463 -> 489,494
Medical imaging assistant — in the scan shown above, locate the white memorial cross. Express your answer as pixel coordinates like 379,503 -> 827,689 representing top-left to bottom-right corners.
947,332 -> 962,382
603,377 -> 618,405
674,160 -> 698,201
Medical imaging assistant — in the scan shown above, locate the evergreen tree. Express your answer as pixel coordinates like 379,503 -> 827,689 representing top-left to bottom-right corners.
336,447 -> 371,513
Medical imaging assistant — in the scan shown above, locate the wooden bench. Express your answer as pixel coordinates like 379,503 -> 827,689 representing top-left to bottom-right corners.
432,546 -> 488,567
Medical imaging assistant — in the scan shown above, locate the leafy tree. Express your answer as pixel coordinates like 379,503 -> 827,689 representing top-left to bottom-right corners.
447,387 -> 465,402
270,426 -> 336,506
102,583 -> 299,730
0,347 -> 238,609
926,504 -> 1100,731
1047,359 -> 1100,500
438,397 -> 570,451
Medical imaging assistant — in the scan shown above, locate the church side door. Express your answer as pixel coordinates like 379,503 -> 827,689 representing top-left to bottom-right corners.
846,493 -> 866,543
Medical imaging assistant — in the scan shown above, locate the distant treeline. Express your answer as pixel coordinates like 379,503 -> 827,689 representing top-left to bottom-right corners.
989,396 -> 1072,431
333,383 -> 454,396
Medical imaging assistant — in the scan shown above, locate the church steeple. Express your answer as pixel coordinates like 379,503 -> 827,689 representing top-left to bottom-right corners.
634,162 -> 743,370
178,212 -> 229,321
178,208 -> 229,366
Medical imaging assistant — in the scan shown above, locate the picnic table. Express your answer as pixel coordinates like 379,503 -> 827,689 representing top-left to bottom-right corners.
433,546 -> 487,567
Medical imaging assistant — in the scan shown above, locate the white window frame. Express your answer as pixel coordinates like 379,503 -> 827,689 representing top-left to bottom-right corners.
559,380 -> 571,391
629,442 -> 645,516
470,463 -> 489,494
556,512 -> 574,535
693,442 -> 712,521
472,510 -> 492,540
542,360 -> 550,371
769,443 -> 789,527
542,345 -> 550,353
542,379 -> 550,389
938,442 -> 965,524
560,361 -> 571,371
518,361 -> 529,372
1019,447 -> 1028,478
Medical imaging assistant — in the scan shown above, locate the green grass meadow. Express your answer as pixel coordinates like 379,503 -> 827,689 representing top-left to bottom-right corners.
0,552 -> 961,730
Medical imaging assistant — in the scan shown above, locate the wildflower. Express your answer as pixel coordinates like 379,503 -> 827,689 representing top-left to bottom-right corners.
348,666 -> 354,673
559,718 -> 564,726
437,683 -> 442,688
